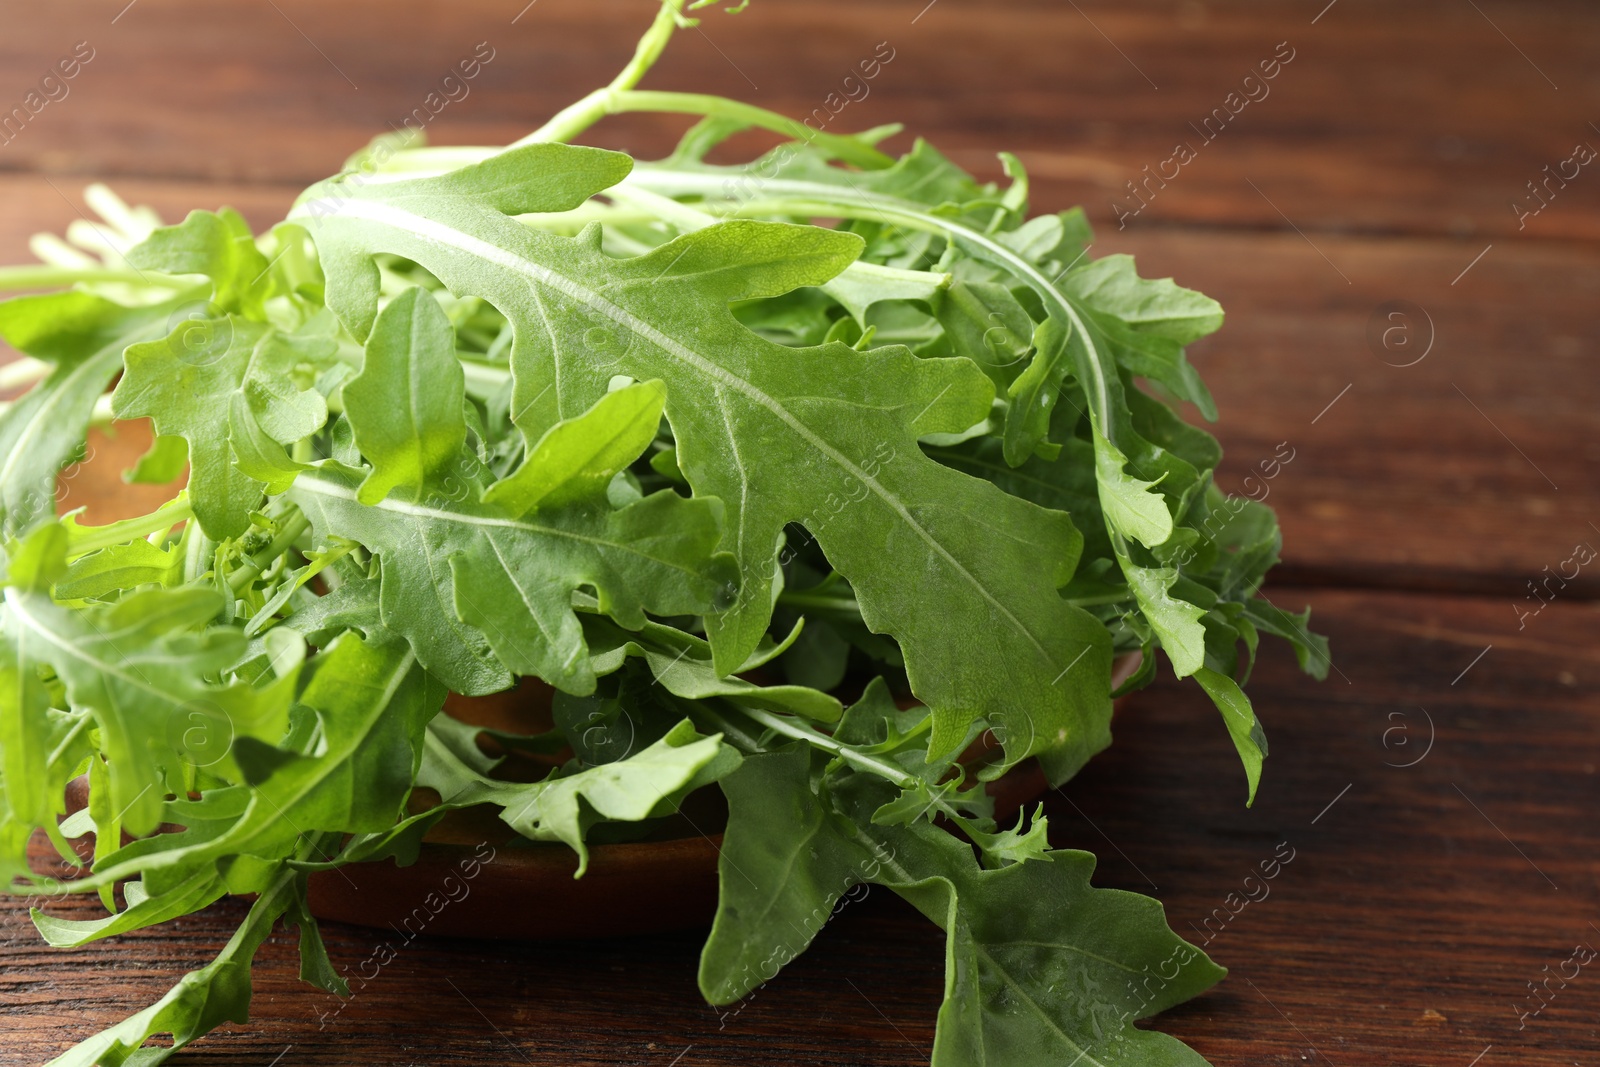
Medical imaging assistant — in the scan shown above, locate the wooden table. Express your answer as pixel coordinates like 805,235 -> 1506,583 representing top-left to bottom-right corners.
3,1 -> 1598,1063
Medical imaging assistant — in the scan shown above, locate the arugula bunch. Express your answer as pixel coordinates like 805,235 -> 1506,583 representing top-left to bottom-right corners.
0,2 -> 1327,1063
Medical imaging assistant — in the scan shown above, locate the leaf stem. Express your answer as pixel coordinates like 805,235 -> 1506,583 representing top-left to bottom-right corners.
0,357 -> 50,392
512,0 -> 891,169
515,0 -> 690,147
706,701 -> 917,789
0,265 -> 186,292
775,590 -> 862,616
780,585 -> 1130,613
65,496 -> 194,559
228,509 -> 312,592
528,90 -> 894,171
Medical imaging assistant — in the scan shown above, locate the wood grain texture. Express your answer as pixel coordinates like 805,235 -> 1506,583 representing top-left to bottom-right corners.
0,0 -> 1596,1063
1,0 -> 1597,240
1100,227 -> 1600,599
4,588 -> 1598,1064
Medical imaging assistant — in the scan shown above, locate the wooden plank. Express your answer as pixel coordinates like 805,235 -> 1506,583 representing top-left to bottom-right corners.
1101,226 -> 1600,598
0,0 -> 1596,240
4,587 -> 1597,1064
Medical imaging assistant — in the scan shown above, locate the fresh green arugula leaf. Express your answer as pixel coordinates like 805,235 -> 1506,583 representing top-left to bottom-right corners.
701,744 -> 1224,1064
1193,666 -> 1267,806
126,207 -> 273,319
55,538 -> 184,600
484,377 -> 668,515
582,611 -> 843,723
963,803 -> 1053,869
294,148 -> 1115,779
343,285 -> 469,505
2,525 -> 298,836
291,462 -> 736,697
44,840 -> 332,1067
418,716 -> 736,876
112,315 -> 334,537
0,291 -> 181,536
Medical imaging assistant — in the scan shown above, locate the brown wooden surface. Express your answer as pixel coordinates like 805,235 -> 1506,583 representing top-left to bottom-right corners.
2,1 -> 1598,1064
8,589 -> 1600,1065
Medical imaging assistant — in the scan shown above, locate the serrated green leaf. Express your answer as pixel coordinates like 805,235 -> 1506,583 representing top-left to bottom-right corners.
290,464 -> 736,697
344,286 -> 469,505
1061,254 -> 1223,346
112,316 -> 334,537
1242,598 -> 1331,681
963,803 -> 1052,868
43,847 -> 322,1067
0,291 -> 180,536
1121,558 -> 1206,678
1092,429 -> 1173,549
484,378 -> 667,514
699,744 -> 874,1003
295,143 -> 1116,780
57,631 -> 439,894
418,715 -> 734,876
699,745 -> 1224,1065
1,535 -> 299,836
127,207 -> 273,318
32,864 -> 226,947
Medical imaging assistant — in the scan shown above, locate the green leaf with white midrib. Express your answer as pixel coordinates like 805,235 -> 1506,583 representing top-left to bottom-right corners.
289,465 -> 734,697
623,164 -> 1229,683
32,863 -> 226,947
620,167 -> 1176,467
28,632 -> 438,896
297,474 -> 709,558
294,144 -> 1116,779
581,612 -> 843,723
624,168 -> 1126,486
2,583 -> 298,840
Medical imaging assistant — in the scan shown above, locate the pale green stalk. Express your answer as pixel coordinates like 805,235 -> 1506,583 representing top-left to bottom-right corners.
66,496 -> 194,559
0,265 -> 186,292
